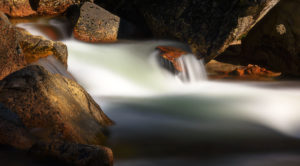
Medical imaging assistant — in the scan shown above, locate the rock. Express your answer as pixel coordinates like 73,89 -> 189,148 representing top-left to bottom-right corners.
156,46 -> 187,72
0,12 -> 26,80
241,0 -> 300,76
95,0 -> 279,62
229,64 -> 280,77
33,0 -> 84,16
17,28 -> 68,68
0,65 -> 113,145
68,2 -> 120,43
0,0 -> 36,17
0,103 -> 34,150
31,141 -> 113,166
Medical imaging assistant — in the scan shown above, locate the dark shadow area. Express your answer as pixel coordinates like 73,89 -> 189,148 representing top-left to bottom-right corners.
29,0 -> 40,11
0,145 -> 71,166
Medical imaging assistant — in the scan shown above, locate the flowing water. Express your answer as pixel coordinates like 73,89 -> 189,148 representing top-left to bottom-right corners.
16,18 -> 300,166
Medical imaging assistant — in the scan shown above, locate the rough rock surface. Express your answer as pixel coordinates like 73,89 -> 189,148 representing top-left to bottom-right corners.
0,65 -> 113,145
96,0 -> 279,62
0,12 -> 26,80
0,103 -> 34,150
241,0 -> 300,76
31,141 -> 113,166
0,0 -> 93,17
33,0 -> 86,16
69,2 -> 120,43
17,28 -> 68,68
0,0 -> 36,17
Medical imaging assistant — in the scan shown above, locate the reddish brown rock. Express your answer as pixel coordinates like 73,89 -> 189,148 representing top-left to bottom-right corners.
0,0 -> 36,17
70,2 -> 120,43
0,65 -> 113,145
34,0 -> 83,16
0,12 -> 26,80
156,46 -> 187,72
229,64 -> 280,77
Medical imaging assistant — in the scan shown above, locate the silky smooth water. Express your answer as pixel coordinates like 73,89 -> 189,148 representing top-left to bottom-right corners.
18,18 -> 300,166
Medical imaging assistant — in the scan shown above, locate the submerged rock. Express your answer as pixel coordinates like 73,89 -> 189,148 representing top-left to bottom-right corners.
0,0 -> 36,17
0,65 -> 113,145
17,28 -> 68,68
68,2 -> 120,43
95,0 -> 279,62
241,0 -> 300,76
0,12 -> 26,80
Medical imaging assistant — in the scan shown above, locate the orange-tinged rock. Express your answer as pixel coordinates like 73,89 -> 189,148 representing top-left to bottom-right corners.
229,64 -> 280,77
156,46 -> 187,72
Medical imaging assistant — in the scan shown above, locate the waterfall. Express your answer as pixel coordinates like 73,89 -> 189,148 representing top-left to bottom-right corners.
176,54 -> 207,82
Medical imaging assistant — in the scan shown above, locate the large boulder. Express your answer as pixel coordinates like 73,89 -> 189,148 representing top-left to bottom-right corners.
0,103 -> 34,150
17,28 -> 68,68
31,141 -> 113,166
95,0 -> 279,62
33,0 -> 87,16
0,65 -> 113,145
0,0 -> 92,17
0,12 -> 26,80
241,0 -> 300,76
0,0 -> 36,17
68,2 -> 120,43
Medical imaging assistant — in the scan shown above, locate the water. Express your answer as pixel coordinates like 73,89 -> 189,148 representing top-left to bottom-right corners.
16,18 -> 300,166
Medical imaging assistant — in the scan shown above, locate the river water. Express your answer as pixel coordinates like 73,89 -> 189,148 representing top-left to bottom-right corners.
16,17 -> 300,166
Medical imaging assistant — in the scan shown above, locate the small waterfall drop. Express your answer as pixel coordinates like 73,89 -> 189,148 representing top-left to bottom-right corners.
175,54 -> 207,82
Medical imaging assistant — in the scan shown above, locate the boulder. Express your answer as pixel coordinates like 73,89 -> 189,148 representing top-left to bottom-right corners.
95,0 -> 279,62
0,103 -> 34,150
241,0 -> 300,76
33,0 -> 85,16
68,2 -> 120,43
17,28 -> 68,68
31,141 -> 113,166
0,0 -> 36,17
0,12 -> 26,80
0,65 -> 113,145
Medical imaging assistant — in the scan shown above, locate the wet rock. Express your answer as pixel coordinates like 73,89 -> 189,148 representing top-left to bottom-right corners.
241,0 -> 300,76
0,103 -> 34,150
17,28 -> 68,68
0,0 -> 36,17
68,2 -> 120,43
0,65 -> 113,145
95,0 -> 279,62
156,46 -> 187,72
0,12 -> 26,80
229,64 -> 280,77
31,141 -> 113,166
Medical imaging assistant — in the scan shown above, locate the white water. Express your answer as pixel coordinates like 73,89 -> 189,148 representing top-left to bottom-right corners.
17,19 -> 300,165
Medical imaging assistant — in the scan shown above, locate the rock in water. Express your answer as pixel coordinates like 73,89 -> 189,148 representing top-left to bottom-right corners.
95,0 -> 279,61
0,65 -> 113,145
0,12 -> 26,80
17,28 -> 68,68
68,2 -> 120,43
241,0 -> 300,76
